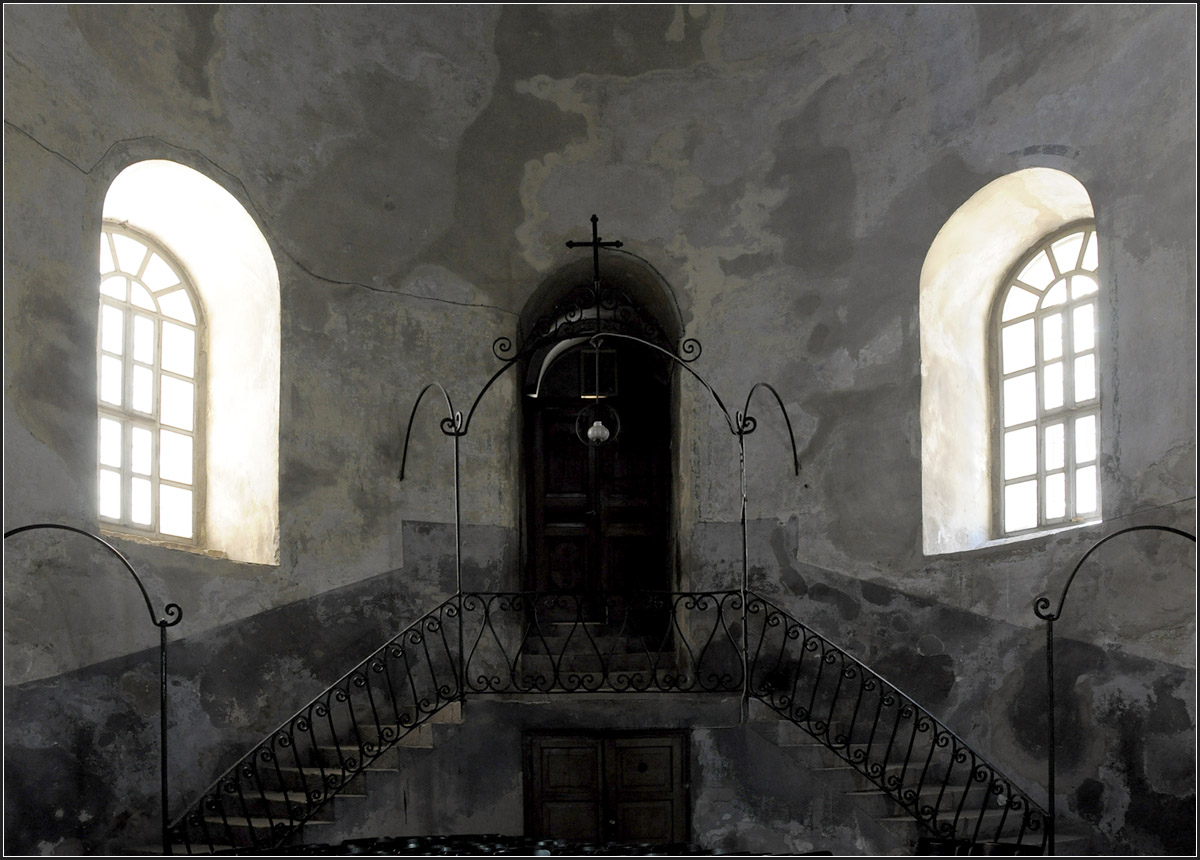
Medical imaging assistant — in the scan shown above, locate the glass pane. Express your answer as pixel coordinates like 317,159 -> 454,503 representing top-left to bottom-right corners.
1051,232 -> 1085,273
133,315 -> 155,363
1017,251 -> 1054,289
1044,422 -> 1065,471
1041,280 -> 1067,308
1045,473 -> 1066,520
100,354 -> 123,406
157,289 -> 196,325
99,418 -> 122,468
131,477 -> 152,525
100,275 -> 126,301
142,254 -> 180,292
1081,231 -> 1099,270
160,429 -> 193,484
130,282 -> 156,310
1075,414 -> 1097,463
1005,481 -> 1038,533
1070,273 -> 1098,298
1004,426 -> 1037,479
1073,304 -> 1095,352
132,365 -> 153,413
1075,354 -> 1096,402
131,426 -> 152,476
99,235 -> 115,274
1043,362 -> 1064,410
111,233 -> 148,275
1075,465 -> 1098,515
1003,373 -> 1037,427
160,486 -> 193,538
1041,313 -> 1063,361
1002,320 -> 1035,373
101,305 -> 124,355
161,322 -> 195,377
1002,286 -> 1039,322
160,376 -> 194,431
99,469 -> 122,519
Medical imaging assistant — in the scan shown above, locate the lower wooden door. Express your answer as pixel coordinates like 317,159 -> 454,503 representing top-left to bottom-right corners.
524,731 -> 689,843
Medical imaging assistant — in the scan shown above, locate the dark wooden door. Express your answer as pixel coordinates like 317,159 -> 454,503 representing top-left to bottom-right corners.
525,732 -> 689,843
525,343 -> 670,602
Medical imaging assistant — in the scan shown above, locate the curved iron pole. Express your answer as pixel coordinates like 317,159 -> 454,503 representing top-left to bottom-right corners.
4,523 -> 183,856
1033,524 -> 1196,855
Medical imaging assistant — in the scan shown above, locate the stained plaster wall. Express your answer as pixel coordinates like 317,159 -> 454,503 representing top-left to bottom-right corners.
4,4 -> 1195,856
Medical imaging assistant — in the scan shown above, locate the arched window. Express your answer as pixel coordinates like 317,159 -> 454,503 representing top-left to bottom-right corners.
101,160 -> 281,564
98,224 -> 203,541
994,223 -> 1101,535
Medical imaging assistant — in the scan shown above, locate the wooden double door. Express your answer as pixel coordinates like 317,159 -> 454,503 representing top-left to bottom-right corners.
524,341 -> 671,605
524,731 -> 689,843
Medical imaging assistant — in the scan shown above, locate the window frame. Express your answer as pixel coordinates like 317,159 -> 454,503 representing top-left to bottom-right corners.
97,221 -> 207,547
990,219 -> 1101,538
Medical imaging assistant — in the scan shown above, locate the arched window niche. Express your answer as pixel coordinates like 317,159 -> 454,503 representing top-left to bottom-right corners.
102,160 -> 280,565
920,168 -> 1096,556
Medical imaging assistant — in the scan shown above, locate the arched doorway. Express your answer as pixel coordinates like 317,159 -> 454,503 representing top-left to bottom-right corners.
519,252 -> 682,617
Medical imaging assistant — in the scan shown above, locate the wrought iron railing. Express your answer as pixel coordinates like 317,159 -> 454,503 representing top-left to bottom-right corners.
169,589 -> 1048,853
746,594 -> 1047,851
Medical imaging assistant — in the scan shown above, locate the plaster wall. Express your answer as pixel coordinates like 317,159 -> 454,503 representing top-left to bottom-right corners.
4,4 -> 1195,856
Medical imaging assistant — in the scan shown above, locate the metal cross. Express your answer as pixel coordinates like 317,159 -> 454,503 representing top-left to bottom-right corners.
566,214 -> 623,285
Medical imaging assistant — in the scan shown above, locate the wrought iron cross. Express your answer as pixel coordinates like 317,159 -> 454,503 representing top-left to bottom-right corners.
566,214 -> 623,285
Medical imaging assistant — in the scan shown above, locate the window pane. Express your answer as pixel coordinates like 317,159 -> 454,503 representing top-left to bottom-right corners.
99,418 -> 122,468
131,426 -> 153,476
1043,362 -> 1064,410
1005,481 -> 1038,532
1074,354 -> 1096,402
1041,280 -> 1067,308
1070,273 -> 1098,298
1044,422 -> 1065,471
99,236 -> 115,275
160,376 -> 194,430
132,365 -> 154,413
1002,286 -> 1039,322
160,429 -> 193,484
1004,427 -> 1037,479
1075,414 -> 1097,463
1018,251 -> 1054,289
111,233 -> 148,275
133,315 -> 155,363
1045,473 -> 1066,520
1003,373 -> 1037,427
1076,465 -> 1098,515
1073,304 -> 1095,352
1041,313 -> 1063,361
1002,320 -> 1035,373
157,289 -> 196,325
161,322 -> 195,377
131,477 -> 153,525
99,469 -> 122,519
130,282 -> 156,310
100,354 -> 123,406
1051,232 -> 1085,273
142,254 -> 180,292
160,486 -> 193,538
1081,231 -> 1098,270
100,275 -> 127,301
101,305 -> 124,355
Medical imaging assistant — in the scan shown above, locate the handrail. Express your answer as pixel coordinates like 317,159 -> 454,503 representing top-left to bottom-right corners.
4,523 -> 183,856
746,593 -> 1048,851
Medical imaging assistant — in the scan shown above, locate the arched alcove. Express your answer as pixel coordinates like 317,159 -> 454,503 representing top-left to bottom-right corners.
920,167 -> 1095,555
103,160 -> 281,564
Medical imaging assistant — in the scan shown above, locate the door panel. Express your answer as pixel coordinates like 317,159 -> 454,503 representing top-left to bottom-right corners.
526,732 -> 688,844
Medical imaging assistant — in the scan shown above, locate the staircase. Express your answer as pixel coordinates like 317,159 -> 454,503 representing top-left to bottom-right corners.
166,590 -> 1050,855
